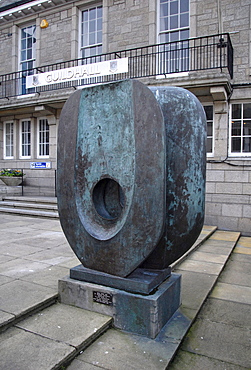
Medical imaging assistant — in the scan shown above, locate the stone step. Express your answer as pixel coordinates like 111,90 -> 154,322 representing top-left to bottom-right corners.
0,207 -> 59,218
0,201 -> 58,211
0,303 -> 112,370
0,196 -> 58,218
3,196 -> 57,204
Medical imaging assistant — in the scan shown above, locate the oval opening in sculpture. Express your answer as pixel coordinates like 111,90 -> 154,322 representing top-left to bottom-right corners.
92,178 -> 125,220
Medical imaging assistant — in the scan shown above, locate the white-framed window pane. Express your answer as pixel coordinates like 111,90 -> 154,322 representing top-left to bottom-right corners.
21,120 -> 31,157
158,0 -> 190,74
204,106 -> 214,155
4,122 -> 14,158
181,0 -> 189,12
230,103 -> 251,155
80,5 -> 102,59
38,119 -> 49,157
20,24 -> 36,95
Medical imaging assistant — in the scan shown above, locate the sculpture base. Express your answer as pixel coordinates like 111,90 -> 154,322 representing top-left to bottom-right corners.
58,272 -> 181,339
70,265 -> 171,294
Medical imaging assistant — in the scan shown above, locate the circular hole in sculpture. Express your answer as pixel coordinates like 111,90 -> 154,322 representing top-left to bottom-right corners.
92,178 -> 125,220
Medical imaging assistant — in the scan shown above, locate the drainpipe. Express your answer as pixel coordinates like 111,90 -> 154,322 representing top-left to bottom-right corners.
217,0 -> 223,35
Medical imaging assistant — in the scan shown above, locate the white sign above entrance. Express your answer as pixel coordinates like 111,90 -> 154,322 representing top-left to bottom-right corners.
26,58 -> 129,88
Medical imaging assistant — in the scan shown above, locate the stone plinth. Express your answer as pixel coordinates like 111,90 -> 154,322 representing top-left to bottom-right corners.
58,273 -> 181,339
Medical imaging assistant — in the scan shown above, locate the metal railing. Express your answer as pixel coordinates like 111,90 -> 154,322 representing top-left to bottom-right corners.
0,33 -> 233,99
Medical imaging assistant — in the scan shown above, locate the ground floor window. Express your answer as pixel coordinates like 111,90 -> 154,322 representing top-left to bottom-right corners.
204,105 -> 214,156
4,122 -> 14,159
2,118 -> 51,160
20,120 -> 31,158
230,103 -> 251,156
38,119 -> 49,157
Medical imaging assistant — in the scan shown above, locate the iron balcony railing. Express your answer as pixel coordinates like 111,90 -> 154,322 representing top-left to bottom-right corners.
0,33 -> 233,99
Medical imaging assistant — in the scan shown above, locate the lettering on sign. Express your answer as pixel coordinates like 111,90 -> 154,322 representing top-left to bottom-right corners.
93,291 -> 113,306
26,58 -> 128,88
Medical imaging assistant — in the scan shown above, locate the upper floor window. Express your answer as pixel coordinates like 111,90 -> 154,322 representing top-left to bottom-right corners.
158,0 -> 189,74
38,119 -> 49,157
19,25 -> 36,94
204,105 -> 214,156
230,103 -> 251,156
20,119 -> 31,158
80,6 -> 102,59
4,122 -> 14,159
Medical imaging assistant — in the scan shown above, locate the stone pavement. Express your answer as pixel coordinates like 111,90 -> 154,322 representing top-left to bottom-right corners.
0,213 -> 250,369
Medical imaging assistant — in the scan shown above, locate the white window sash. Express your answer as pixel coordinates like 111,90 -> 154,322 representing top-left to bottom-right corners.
20,119 -> 32,159
3,121 -> 14,159
37,118 -> 49,158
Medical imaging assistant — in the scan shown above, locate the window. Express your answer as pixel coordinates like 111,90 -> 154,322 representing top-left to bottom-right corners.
204,106 -> 214,155
158,0 -> 189,74
20,120 -> 31,158
80,6 -> 102,59
19,25 -> 36,94
38,119 -> 49,157
230,103 -> 251,156
4,122 -> 14,159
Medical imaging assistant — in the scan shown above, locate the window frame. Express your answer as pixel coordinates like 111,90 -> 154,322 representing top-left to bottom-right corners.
37,118 -> 49,158
3,121 -> 14,159
18,23 -> 36,95
19,119 -> 32,159
157,0 -> 190,75
203,105 -> 214,157
229,102 -> 251,157
79,4 -> 103,60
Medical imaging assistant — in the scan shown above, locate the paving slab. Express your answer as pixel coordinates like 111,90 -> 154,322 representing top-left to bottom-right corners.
174,270 -> 216,311
0,242 -> 44,257
197,298 -> 251,329
233,246 -> 251,255
189,251 -> 227,264
0,257 -> 51,278
24,248 -> 74,264
0,280 -> 57,322
20,264 -> 70,289
180,318 -> 251,368
228,252 -> 251,263
0,310 -> 15,331
218,260 -> 251,287
17,303 -> 112,350
67,359 -> 107,369
0,274 -> 14,285
176,259 -> 224,275
197,244 -> 231,255
0,326 -> 75,370
0,254 -> 16,264
168,348 -> 249,370
210,282 -> 251,305
237,236 -> 251,248
193,239 -> 238,248
209,231 -> 240,241
57,256 -> 82,269
71,327 -> 177,370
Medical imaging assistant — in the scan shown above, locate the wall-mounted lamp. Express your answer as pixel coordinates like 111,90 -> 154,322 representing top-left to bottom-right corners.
40,19 -> 49,29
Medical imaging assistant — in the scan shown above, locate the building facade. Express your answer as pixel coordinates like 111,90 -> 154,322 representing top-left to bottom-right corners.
0,0 -> 250,235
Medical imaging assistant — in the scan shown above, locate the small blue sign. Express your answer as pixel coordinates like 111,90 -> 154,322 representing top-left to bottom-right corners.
30,162 -> 51,169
